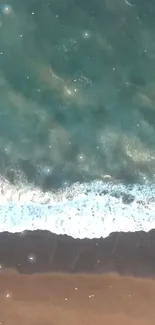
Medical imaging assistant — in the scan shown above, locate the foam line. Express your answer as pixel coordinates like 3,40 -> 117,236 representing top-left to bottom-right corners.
0,178 -> 155,239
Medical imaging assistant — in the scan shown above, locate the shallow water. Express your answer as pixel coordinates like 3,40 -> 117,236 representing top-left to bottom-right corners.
0,0 -> 155,236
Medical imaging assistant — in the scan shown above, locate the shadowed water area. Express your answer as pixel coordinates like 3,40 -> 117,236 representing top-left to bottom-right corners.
0,0 -> 155,190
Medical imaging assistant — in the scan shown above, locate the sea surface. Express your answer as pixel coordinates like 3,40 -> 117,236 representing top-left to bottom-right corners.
0,0 -> 155,238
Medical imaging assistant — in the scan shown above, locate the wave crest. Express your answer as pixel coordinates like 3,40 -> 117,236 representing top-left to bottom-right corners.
0,177 -> 155,238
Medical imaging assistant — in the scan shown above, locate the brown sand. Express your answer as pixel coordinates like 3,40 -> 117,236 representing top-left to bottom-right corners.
1,229 -> 155,324
0,271 -> 155,325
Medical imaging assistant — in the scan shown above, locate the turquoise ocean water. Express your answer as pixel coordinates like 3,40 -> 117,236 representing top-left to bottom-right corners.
0,0 -> 155,238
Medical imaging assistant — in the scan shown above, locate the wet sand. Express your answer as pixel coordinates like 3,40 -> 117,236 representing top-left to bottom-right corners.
1,229 -> 155,324
1,230 -> 155,275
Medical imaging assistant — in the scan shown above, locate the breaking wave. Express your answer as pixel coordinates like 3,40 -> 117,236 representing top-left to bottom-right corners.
0,176 -> 155,239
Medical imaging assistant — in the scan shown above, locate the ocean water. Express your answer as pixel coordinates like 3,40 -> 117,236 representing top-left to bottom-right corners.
0,0 -> 155,238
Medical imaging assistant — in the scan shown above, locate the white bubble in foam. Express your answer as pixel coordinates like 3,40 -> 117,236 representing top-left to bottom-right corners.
37,164 -> 53,176
19,230 -> 26,237
0,177 -> 155,238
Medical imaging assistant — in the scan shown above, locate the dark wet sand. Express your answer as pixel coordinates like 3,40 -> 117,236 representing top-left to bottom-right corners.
1,230 -> 155,275
1,229 -> 155,324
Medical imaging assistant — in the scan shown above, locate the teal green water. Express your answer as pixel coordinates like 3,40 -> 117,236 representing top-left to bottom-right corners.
0,0 -> 155,190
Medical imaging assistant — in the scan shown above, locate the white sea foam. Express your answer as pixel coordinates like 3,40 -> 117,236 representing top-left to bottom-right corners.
0,176 -> 155,239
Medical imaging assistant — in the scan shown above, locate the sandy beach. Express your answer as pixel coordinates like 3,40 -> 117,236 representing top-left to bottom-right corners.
0,270 -> 155,325
0,229 -> 155,324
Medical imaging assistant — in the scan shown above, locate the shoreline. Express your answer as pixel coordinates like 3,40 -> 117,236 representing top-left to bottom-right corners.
0,230 -> 155,324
